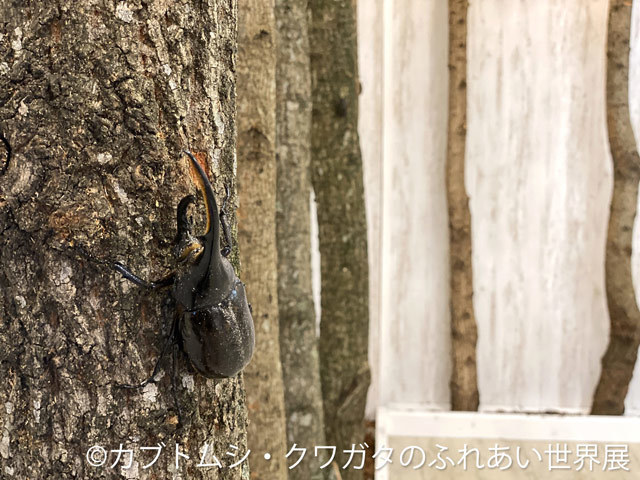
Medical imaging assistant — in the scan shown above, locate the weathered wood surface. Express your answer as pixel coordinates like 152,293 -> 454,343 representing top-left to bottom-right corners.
624,0 -> 640,416
357,0 -> 383,420
591,0 -> 640,416
360,0 -> 640,416
467,0 -> 611,413
378,0 -> 452,411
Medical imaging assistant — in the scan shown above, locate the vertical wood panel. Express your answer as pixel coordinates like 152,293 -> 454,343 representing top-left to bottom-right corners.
467,0 -> 611,413
379,0 -> 451,409
358,0 -> 383,420
365,0 -> 637,417
625,0 -> 640,416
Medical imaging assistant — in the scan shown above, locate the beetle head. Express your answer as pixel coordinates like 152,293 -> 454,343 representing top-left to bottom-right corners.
172,151 -> 228,309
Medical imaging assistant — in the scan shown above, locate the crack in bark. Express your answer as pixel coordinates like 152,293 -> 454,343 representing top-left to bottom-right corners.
0,132 -> 11,175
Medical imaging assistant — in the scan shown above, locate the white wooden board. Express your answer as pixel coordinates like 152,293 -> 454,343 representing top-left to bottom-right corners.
378,0 -> 452,410
376,408 -> 640,480
359,0 -> 640,416
358,0 -> 384,420
467,0 -> 611,413
625,0 -> 640,416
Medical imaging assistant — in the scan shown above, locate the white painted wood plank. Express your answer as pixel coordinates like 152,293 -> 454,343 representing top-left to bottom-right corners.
376,407 -> 640,480
625,0 -> 640,416
379,0 -> 451,410
467,0 -> 611,413
377,407 -> 640,442
358,0 -> 384,420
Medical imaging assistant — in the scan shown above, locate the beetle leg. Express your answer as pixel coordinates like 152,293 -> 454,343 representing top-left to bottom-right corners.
73,242 -> 175,289
171,343 -> 184,426
220,184 -> 233,257
113,262 -> 175,290
119,331 -> 174,389
119,311 -> 178,389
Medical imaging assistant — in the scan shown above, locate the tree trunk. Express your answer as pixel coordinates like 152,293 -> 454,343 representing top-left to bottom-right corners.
237,0 -> 289,478
591,0 -> 640,415
446,0 -> 479,412
309,1 -> 370,477
0,2 -> 250,478
275,0 -> 330,478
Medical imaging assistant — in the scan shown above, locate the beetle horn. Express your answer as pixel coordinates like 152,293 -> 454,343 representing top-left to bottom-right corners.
182,151 -> 220,250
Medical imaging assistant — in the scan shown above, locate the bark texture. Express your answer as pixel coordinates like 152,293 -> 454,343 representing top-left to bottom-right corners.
309,0 -> 370,477
592,0 -> 640,415
446,0 -> 479,412
275,0 -> 329,478
0,1 -> 251,478
236,0 -> 289,478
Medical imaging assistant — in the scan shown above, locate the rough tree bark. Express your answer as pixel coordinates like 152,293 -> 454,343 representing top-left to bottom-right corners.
236,0 -> 289,478
275,0 -> 329,478
591,0 -> 640,415
0,1 -> 251,478
446,0 -> 479,412
309,1 -> 370,477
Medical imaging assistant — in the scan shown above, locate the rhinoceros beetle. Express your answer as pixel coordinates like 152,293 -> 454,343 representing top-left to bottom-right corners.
112,151 -> 255,391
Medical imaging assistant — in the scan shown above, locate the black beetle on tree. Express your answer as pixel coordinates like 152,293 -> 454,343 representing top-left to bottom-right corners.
110,152 -> 255,419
